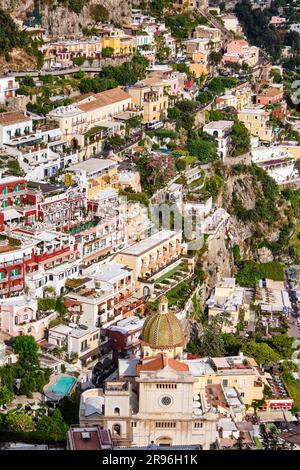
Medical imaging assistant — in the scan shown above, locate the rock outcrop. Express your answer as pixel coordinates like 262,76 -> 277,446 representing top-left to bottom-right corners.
0,0 -> 133,38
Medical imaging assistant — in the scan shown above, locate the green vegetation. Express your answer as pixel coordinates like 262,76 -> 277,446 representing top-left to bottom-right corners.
119,188 -> 149,207
166,281 -> 191,308
37,297 -> 67,314
236,261 -> 284,287
0,8 -> 28,59
89,4 -> 109,22
165,12 -> 198,41
283,375 -> 300,410
231,121 -> 251,157
242,340 -> 281,365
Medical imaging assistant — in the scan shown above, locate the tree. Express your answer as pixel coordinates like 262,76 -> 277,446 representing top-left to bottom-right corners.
232,433 -> 252,450
90,4 -> 109,22
242,340 -> 280,366
259,423 -> 293,450
11,335 -> 39,367
232,244 -> 241,263
58,392 -> 79,426
102,46 -> 114,58
221,333 -> 242,356
167,107 -> 180,120
37,409 -> 68,441
270,334 -> 294,359
0,385 -> 14,406
6,413 -> 34,432
187,139 -> 218,163
231,121 -> 251,157
55,297 -> 67,315
209,51 -> 222,66
199,320 -> 225,357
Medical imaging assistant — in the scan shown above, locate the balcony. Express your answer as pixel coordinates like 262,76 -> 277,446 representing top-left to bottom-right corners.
0,287 -> 9,295
10,285 -> 24,292
10,274 -> 23,281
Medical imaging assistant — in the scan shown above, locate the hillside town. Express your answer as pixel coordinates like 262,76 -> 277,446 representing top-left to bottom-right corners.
1,0 -> 300,453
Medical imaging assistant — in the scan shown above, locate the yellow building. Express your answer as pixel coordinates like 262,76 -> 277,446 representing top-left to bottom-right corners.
189,51 -> 210,78
238,106 -> 274,142
128,77 -> 169,123
113,229 -> 187,282
87,169 -> 141,200
48,88 -> 134,141
100,29 -> 133,56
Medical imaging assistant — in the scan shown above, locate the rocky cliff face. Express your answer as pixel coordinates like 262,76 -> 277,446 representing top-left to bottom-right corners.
0,0 -> 132,37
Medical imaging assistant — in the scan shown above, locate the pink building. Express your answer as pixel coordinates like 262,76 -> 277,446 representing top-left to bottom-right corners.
0,296 -> 56,341
223,40 -> 259,67
256,87 -> 284,106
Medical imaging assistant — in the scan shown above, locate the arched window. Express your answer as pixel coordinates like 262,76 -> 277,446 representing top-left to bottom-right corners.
114,407 -> 120,416
112,424 -> 121,436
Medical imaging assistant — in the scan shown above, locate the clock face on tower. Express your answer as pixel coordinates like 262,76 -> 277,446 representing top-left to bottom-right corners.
159,395 -> 172,407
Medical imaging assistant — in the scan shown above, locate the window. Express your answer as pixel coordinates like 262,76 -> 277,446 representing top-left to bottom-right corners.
155,422 -> 176,428
160,395 -> 172,407
112,424 -> 121,436
194,422 -> 203,428
10,268 -> 19,278
222,379 -> 229,387
81,339 -> 88,351
0,271 -> 6,280
240,379 -> 246,388
23,314 -> 28,321
114,407 -> 120,416
240,392 -> 245,397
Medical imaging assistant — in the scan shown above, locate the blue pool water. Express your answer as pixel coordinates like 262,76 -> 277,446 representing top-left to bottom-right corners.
50,376 -> 76,396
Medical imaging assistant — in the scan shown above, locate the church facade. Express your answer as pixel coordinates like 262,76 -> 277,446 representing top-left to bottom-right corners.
79,297 -> 218,449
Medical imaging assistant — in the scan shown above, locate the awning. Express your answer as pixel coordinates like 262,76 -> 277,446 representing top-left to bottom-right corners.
3,209 -> 23,221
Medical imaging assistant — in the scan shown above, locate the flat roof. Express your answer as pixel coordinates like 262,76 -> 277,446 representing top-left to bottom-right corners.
68,158 -> 116,174
204,120 -> 234,130
95,263 -> 131,282
107,316 -> 145,334
119,230 -> 179,256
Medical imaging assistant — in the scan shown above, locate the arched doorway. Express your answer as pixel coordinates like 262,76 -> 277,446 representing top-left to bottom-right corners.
157,436 -> 172,447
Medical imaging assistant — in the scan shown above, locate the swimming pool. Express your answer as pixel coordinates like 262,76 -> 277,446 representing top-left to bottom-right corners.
50,375 -> 76,397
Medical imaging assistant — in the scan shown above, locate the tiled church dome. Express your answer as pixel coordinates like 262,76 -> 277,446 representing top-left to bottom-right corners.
141,296 -> 184,348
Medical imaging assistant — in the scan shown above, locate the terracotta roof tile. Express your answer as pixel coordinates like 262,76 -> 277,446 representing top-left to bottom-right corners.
77,88 -> 131,112
0,111 -> 30,126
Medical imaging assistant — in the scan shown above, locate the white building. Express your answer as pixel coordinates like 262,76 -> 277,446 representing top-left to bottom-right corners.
0,76 -> 19,104
203,121 -> 234,161
251,145 -> 299,184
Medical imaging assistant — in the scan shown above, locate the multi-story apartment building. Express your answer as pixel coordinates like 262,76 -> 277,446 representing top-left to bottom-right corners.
98,28 -> 133,57
203,121 -> 234,161
0,296 -> 56,341
238,106 -> 274,142
113,229 -> 187,286
48,88 -> 137,144
106,316 -> 145,364
193,25 -> 222,51
0,76 -> 19,104
128,77 -> 169,123
27,184 -> 87,232
65,263 -> 143,327
223,40 -> 259,68
48,323 -> 101,364
46,37 -> 102,66
0,234 -> 35,299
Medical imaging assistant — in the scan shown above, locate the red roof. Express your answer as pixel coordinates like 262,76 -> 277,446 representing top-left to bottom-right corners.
184,80 -> 195,90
